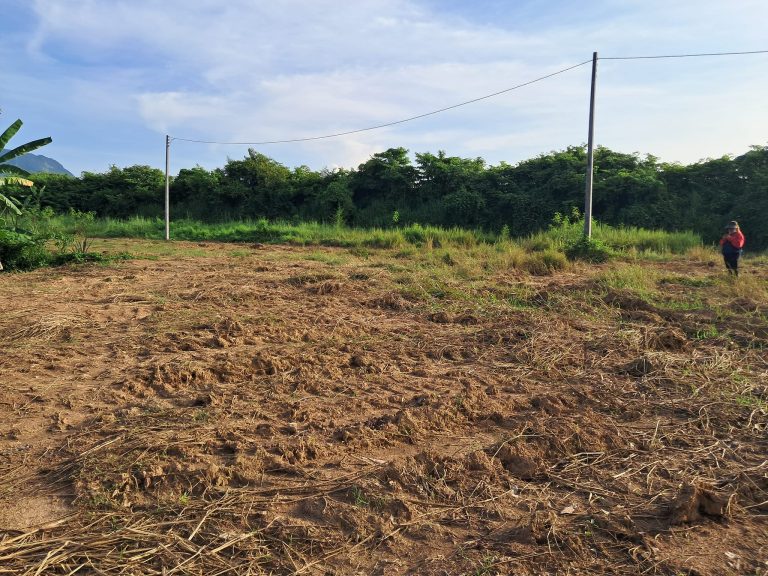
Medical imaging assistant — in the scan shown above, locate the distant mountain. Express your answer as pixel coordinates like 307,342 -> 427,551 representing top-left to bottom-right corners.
1,149 -> 73,176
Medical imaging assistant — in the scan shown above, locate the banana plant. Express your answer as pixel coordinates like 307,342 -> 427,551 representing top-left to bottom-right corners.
0,119 -> 52,215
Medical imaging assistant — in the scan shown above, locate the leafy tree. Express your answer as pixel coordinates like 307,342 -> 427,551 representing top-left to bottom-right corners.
0,119 -> 52,215
219,149 -> 294,219
414,151 -> 487,225
25,142 -> 768,250
593,149 -> 670,229
0,118 -> 54,271
311,171 -> 354,223
172,166 -> 221,219
486,146 -> 584,234
731,145 -> 768,249
351,148 -> 417,225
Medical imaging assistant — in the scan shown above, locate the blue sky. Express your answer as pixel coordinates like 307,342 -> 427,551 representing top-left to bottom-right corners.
2,0 -> 766,176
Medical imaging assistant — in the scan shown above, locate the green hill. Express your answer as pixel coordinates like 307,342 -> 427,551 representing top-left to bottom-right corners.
1,149 -> 73,176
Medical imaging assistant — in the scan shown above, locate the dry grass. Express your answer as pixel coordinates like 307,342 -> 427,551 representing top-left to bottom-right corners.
0,239 -> 766,575
0,310 -> 90,343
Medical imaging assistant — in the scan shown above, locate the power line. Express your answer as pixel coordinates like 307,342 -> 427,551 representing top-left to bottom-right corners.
601,49 -> 768,60
170,59 -> 593,145
170,49 -> 768,146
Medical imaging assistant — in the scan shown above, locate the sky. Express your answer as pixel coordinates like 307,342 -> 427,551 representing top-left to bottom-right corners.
1,0 -> 766,176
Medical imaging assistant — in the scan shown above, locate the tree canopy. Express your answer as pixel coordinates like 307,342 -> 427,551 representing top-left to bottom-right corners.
29,144 -> 768,249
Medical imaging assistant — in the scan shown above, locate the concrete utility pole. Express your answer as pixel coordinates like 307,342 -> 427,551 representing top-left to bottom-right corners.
165,135 -> 170,241
584,51 -> 597,238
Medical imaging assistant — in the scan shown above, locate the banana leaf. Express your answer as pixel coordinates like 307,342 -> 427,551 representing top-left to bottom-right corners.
0,192 -> 22,215
0,119 -> 23,151
0,176 -> 34,186
0,163 -> 31,178
0,137 -> 53,164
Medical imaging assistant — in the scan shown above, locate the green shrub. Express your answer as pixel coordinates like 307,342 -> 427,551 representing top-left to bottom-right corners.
565,236 -> 614,263
596,225 -> 700,254
539,249 -> 568,271
0,229 -> 50,270
362,232 -> 402,249
526,211 -> 701,257
49,251 -> 112,266
523,249 -> 568,275
522,236 -> 556,252
402,224 -> 427,245
497,224 -> 510,244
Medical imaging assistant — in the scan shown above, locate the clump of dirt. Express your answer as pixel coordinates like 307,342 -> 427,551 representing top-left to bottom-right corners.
149,361 -> 218,396
619,309 -> 664,324
530,394 -> 569,415
368,292 -> 413,310
493,442 -> 545,480
71,431 -> 232,510
604,288 -> 657,312
427,311 -> 480,325
619,355 -> 655,376
427,311 -> 452,323
669,483 -> 733,525
212,316 -> 248,345
251,351 -> 287,375
310,279 -> 343,294
646,326 -> 689,351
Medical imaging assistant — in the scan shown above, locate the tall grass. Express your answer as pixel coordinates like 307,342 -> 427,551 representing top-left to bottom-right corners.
598,225 -> 701,254
596,264 -> 660,296
52,214 -> 703,256
524,217 -> 701,255
56,216 -> 497,250
715,274 -> 768,302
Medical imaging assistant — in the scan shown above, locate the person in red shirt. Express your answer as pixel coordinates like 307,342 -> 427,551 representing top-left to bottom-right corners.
719,221 -> 745,276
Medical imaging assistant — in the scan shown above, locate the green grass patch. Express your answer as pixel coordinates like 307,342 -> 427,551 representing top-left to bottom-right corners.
526,213 -> 701,257
523,250 -> 568,275
596,264 -> 659,295
48,215 -> 706,262
659,275 -> 716,288
715,274 -> 768,302
693,325 -> 720,340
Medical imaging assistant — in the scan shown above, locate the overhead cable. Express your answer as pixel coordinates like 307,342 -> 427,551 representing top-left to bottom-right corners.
601,49 -> 768,60
170,59 -> 593,145
170,49 -> 768,145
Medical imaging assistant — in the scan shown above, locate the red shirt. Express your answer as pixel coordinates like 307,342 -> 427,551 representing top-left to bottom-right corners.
720,230 -> 745,249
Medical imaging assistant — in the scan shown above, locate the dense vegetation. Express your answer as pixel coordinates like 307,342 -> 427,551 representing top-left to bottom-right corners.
24,144 -> 768,249
0,118 -> 125,271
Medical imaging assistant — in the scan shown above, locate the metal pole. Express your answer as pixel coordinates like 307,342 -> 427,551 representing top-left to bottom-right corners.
165,135 -> 170,241
584,51 -> 597,238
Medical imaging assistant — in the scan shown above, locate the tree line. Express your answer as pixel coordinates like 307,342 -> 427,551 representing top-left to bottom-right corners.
28,144 -> 768,249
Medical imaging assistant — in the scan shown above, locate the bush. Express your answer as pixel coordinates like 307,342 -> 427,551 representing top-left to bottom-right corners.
402,224 -> 426,245
565,236 -> 614,263
362,231 -> 403,249
0,229 -> 50,271
539,249 -> 568,271
49,251 -> 117,266
523,249 -> 569,275
522,236 -> 556,252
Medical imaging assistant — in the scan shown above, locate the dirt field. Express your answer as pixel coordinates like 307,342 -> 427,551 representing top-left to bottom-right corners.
1,240 -> 766,575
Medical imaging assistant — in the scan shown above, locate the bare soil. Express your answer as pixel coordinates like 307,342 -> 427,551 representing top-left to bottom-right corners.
1,241 -> 766,575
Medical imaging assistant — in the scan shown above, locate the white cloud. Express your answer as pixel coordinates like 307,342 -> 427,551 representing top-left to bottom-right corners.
8,0 -> 768,174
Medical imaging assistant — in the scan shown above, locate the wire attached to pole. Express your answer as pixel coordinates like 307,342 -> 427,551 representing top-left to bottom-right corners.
170,59 -> 593,145
601,49 -> 768,60
169,49 -> 768,146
